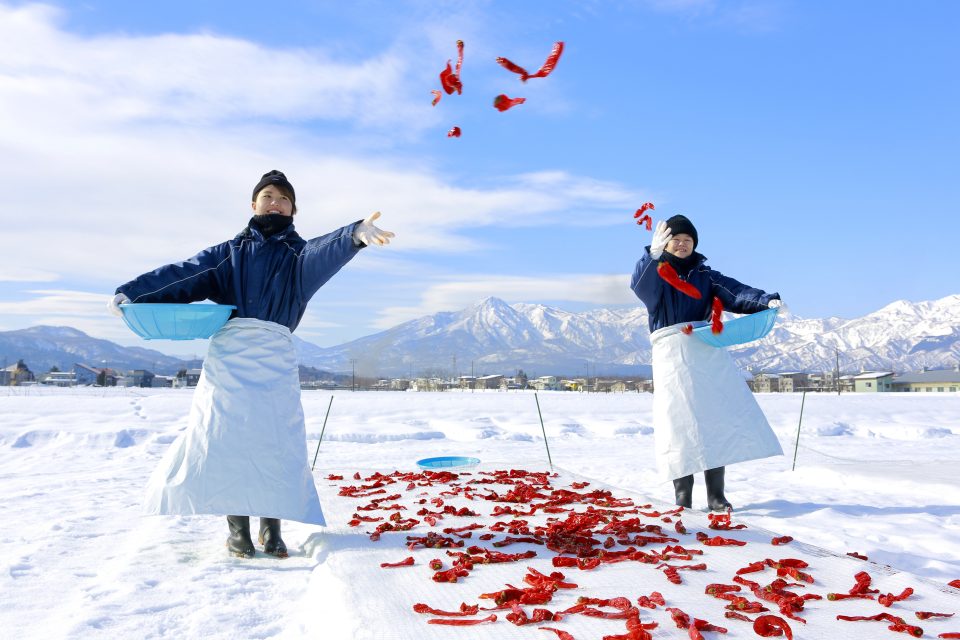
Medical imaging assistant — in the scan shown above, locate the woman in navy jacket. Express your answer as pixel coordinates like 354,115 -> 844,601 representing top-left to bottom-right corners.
110,170 -> 393,558
631,214 -> 782,511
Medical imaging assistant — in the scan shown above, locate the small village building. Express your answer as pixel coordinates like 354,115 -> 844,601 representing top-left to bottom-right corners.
41,371 -> 77,387
891,368 -> 960,393
853,371 -> 894,392
1,360 -> 35,385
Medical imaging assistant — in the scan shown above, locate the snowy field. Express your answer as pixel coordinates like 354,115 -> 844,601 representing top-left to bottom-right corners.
1,387 -> 959,639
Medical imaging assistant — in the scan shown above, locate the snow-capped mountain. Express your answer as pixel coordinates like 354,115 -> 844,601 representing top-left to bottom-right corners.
295,295 -> 960,377
4,295 -> 959,378
0,326 -> 195,375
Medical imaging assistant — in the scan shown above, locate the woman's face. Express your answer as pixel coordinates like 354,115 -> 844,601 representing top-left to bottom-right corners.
251,186 -> 294,217
665,233 -> 694,258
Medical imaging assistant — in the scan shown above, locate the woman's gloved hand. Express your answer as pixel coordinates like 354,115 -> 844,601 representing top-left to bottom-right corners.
649,220 -> 673,259
767,299 -> 783,309
107,293 -> 130,317
353,211 -> 395,247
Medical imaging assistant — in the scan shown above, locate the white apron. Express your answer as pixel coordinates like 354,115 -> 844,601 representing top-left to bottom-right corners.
143,318 -> 325,525
651,322 -> 783,481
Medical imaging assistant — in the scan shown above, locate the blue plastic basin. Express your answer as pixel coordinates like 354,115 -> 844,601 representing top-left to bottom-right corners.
416,456 -> 480,470
692,307 -> 779,348
120,303 -> 236,340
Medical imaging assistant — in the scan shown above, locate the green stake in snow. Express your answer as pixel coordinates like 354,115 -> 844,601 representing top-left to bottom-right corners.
534,392 -> 554,471
311,395 -> 334,471
792,390 -> 806,471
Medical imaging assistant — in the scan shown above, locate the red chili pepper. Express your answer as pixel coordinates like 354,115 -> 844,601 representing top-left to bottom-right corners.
326,474 -> 344,480
917,612 -> 954,620
950,579 -> 960,589
753,614 -> 793,639
447,126 -> 461,138
540,628 -> 576,640
696,531 -> 746,546
878,587 -> 914,607
493,94 -> 526,112
725,611 -> 753,622
657,262 -> 702,299
429,558 -> 443,571
523,41 -> 564,81
711,297 -> 724,334
439,40 -> 464,96
634,202 -> 655,230
847,551 -> 868,560
454,39 -> 464,80
771,536 -> 793,545
939,634 -> 960,638
380,556 -> 414,568
496,56 -> 529,78
427,613 -> 497,625
681,324 -> 694,335
413,602 -> 480,616
431,90 -> 441,106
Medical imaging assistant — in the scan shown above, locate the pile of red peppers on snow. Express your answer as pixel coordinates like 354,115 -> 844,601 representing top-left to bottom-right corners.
326,468 -> 960,638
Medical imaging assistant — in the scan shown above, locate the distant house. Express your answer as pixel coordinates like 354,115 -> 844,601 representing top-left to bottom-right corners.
74,363 -> 101,386
530,376 -> 561,391
476,374 -> 503,390
852,371 -> 894,392
41,371 -> 77,387
891,368 -> 960,393
753,373 -> 780,393
1,360 -> 35,386
128,369 -> 156,388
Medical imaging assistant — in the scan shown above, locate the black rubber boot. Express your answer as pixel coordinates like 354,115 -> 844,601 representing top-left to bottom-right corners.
259,517 -> 288,558
704,466 -> 733,511
226,515 -> 255,558
673,475 -> 694,508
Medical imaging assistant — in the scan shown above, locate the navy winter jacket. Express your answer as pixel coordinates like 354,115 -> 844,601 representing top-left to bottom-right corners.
116,221 -> 363,333
631,248 -> 779,333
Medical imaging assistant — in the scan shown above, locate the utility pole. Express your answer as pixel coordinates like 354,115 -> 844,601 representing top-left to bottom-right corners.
350,358 -> 357,392
835,348 -> 841,395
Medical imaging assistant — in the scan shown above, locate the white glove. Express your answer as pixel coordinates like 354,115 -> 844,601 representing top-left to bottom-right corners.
767,299 -> 783,309
107,293 -> 130,317
353,211 -> 395,247
649,220 -> 672,259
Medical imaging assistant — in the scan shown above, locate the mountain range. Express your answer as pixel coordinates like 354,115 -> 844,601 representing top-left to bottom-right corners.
2,295 -> 959,378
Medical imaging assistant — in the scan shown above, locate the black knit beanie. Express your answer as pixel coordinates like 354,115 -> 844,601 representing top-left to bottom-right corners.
252,170 -> 296,211
665,214 -> 698,249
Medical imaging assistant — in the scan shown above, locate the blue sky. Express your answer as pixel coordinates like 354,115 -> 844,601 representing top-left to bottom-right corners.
0,0 -> 957,357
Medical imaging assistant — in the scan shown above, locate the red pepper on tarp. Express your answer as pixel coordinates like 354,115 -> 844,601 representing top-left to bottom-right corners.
836,613 -> 923,637
634,202 -> 655,230
540,628 -> 576,640
636,592 -> 665,609
657,262 -> 702,299
753,614 -> 793,639
916,612 -> 954,620
771,536 -> 793,545
427,613 -> 497,625
413,602 -> 480,616
681,324 -> 694,335
711,297 -> 724,334
447,126 -> 461,138
950,579 -> 960,589
725,611 -> 752,622
878,587 -> 914,607
380,556 -> 415,568
493,94 -> 526,112
847,551 -> 868,560
939,634 -> 960,638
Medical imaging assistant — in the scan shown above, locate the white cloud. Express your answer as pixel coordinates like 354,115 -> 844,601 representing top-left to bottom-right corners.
0,3 -> 645,287
374,273 -> 636,328
0,267 -> 60,282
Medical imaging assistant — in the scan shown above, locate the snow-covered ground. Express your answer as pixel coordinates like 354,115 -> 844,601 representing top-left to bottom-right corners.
1,387 -> 958,639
